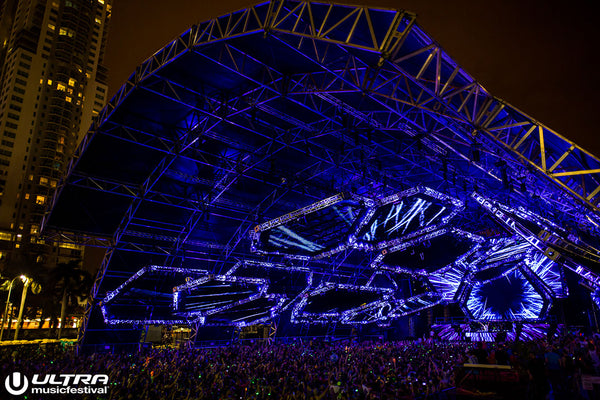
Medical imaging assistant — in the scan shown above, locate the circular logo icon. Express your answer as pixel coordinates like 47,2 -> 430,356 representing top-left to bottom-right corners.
5,372 -> 28,396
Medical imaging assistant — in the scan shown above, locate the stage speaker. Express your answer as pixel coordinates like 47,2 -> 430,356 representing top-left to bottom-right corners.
145,325 -> 163,343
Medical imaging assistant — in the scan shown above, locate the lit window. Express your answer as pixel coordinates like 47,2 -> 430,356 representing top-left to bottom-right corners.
57,83 -> 66,91
18,224 -> 23,230
50,180 -> 57,188
30,225 -> 38,234
68,78 -> 76,86
47,79 -> 53,85
29,174 -> 33,181
48,24 -> 55,30
60,243 -> 83,250
15,243 -> 20,248
59,28 -> 74,37
40,78 -> 44,84
35,195 -> 46,205
95,17 -> 102,24
40,177 -> 48,185
25,193 -> 30,200
98,0 -> 104,4
65,96 -> 72,103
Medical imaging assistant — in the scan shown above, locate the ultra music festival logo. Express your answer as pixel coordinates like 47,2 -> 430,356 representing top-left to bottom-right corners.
4,372 -> 110,396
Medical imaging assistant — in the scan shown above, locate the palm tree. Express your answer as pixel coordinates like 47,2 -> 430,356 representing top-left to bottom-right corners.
1,253 -> 46,338
49,260 -> 93,339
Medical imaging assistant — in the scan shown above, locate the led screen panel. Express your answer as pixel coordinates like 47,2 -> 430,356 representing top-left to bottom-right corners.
251,193 -> 372,259
463,268 -> 549,322
356,187 -> 462,249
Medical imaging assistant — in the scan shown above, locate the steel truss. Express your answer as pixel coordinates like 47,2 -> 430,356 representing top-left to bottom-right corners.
42,1 -> 600,347
53,1 -> 598,219
76,122 -> 205,345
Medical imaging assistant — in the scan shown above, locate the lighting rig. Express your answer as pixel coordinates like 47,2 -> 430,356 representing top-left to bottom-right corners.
101,265 -> 208,325
102,185 -> 600,330
433,322 -> 550,342
250,192 -> 375,260
291,282 -> 394,324
354,186 -> 464,250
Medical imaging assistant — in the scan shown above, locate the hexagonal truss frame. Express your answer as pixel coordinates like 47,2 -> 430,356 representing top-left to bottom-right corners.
291,282 -> 393,324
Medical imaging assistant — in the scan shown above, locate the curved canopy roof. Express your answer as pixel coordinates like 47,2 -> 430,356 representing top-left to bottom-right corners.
43,1 -> 600,338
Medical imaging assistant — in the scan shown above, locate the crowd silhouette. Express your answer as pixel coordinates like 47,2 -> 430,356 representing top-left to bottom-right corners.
1,333 -> 600,399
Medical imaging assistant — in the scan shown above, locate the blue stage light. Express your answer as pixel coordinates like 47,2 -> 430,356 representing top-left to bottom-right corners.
355,186 -> 463,250
463,268 -> 547,321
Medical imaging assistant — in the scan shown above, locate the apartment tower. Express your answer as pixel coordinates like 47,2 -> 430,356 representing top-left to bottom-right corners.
0,0 -> 111,267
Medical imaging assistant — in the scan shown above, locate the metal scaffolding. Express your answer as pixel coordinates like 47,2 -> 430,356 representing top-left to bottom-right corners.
43,0 -> 600,347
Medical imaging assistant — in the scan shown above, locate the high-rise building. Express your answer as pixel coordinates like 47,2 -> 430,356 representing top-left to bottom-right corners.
0,0 -> 111,266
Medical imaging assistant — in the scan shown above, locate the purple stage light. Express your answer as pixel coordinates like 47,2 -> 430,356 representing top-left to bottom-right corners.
224,259 -> 314,312
365,270 -> 399,291
250,192 -> 374,259
173,270 -> 295,327
524,249 -> 568,298
340,300 -> 394,325
389,292 -> 443,318
468,236 -> 531,287
291,282 -> 393,324
199,295 -> 288,328
173,274 -> 269,318
101,265 -> 208,325
372,228 -> 484,276
355,186 -> 463,251
462,268 -> 549,322
428,263 -> 470,302
472,192 -> 600,289
433,322 -> 551,341
591,288 -> 600,309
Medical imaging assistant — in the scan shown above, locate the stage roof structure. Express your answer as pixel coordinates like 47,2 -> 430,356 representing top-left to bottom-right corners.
43,0 -> 600,345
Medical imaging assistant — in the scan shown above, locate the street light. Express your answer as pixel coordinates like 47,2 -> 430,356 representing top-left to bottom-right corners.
13,275 -> 31,340
0,275 -> 28,341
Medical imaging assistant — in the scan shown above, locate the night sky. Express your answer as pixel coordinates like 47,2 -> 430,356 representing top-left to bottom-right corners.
104,0 -> 600,155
